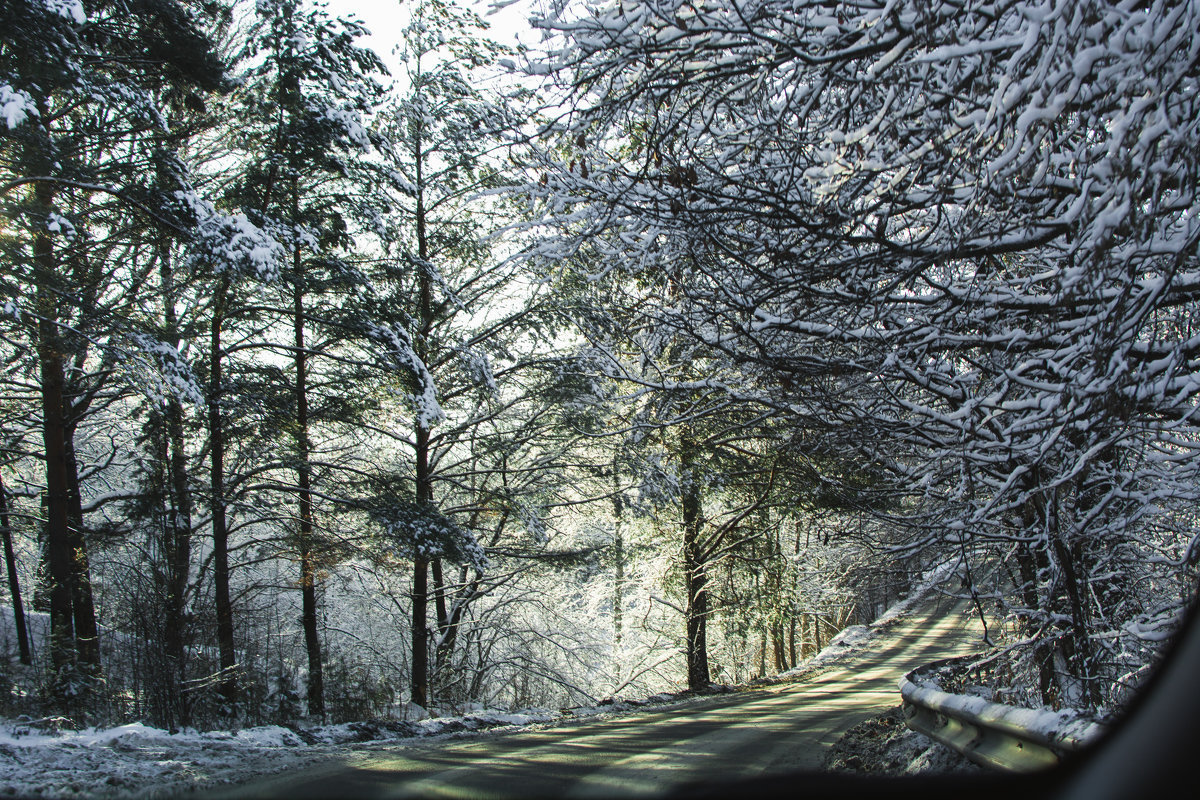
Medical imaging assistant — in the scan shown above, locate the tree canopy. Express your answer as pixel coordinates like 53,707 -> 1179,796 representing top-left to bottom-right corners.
0,0 -> 1195,727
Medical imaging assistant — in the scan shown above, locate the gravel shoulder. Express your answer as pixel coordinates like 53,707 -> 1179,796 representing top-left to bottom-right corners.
822,705 -> 982,776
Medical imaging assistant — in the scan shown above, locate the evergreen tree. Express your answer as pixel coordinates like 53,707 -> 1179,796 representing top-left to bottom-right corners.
365,0 -> 578,710
1,0 -> 226,707
225,0 -> 386,718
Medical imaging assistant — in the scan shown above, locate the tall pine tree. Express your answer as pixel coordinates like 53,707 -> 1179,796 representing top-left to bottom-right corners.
225,0 -> 385,718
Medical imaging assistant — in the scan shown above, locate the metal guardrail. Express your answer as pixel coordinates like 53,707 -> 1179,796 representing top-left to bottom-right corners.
899,658 -> 1107,772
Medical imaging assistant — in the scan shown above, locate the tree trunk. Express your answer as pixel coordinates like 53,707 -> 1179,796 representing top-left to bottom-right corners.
788,618 -> 796,669
431,559 -> 450,634
63,431 -> 100,670
436,550 -> 494,705
411,164 -> 434,710
411,405 -> 435,709
612,464 -> 624,647
163,397 -> 193,722
680,433 -> 709,691
412,421 -> 433,710
1012,494 -> 1056,705
35,200 -> 77,680
299,543 -> 323,718
209,277 -> 237,712
0,476 -> 31,665
431,558 -> 455,701
770,524 -> 786,672
293,265 -> 324,719
412,555 -> 429,710
432,559 -> 453,699
161,251 -> 194,724
1052,531 -> 1097,707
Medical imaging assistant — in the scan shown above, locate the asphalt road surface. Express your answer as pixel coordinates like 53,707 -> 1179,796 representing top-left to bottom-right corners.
209,594 -> 983,799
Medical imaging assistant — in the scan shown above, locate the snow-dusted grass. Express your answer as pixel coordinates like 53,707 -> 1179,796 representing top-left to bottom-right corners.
0,713 -> 542,798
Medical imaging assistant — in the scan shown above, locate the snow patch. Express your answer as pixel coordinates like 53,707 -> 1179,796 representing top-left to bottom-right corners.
44,0 -> 85,25
46,212 -> 76,239
0,84 -> 36,129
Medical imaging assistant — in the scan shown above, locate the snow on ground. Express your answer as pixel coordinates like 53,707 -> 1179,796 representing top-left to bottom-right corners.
0,709 -> 608,799
0,568 -> 963,799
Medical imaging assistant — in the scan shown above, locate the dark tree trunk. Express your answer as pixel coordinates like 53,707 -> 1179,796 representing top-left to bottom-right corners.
431,557 -> 455,699
63,432 -> 100,670
411,168 -> 434,711
788,619 -> 796,668
164,398 -> 193,718
1017,497 -> 1059,706
293,276 -> 324,719
35,194 -> 77,679
432,559 -> 449,634
1052,531 -> 1098,707
613,465 -> 624,646
0,477 -> 31,665
299,544 -> 323,718
436,563 -> 480,681
162,253 -> 194,712
208,278 -> 237,712
680,434 -> 709,691
411,418 -> 433,709
412,555 -> 429,709
39,341 -> 76,674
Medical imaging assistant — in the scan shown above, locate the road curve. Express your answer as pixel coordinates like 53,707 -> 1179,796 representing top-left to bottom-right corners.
207,594 -> 982,799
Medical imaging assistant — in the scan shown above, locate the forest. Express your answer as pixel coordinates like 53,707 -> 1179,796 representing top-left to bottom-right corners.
0,0 -> 1197,734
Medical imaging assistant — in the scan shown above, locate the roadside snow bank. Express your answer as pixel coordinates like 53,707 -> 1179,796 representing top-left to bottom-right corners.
0,695 -> 698,798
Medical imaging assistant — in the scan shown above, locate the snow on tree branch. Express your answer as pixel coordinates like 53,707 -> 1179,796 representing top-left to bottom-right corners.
373,501 -> 488,571
174,191 -> 284,281
0,83 -> 36,129
363,319 -> 446,429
